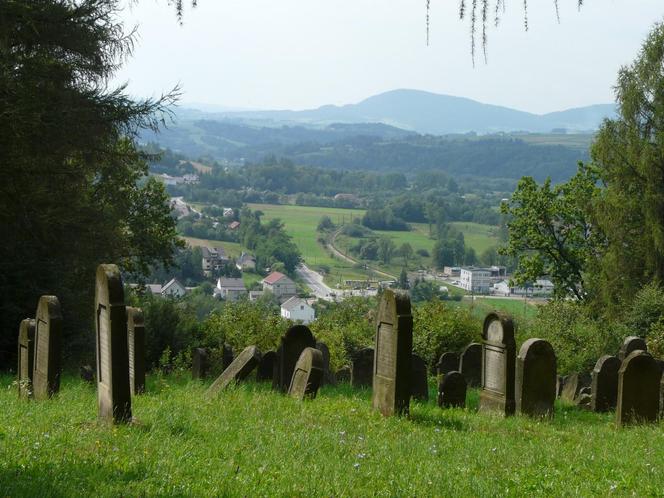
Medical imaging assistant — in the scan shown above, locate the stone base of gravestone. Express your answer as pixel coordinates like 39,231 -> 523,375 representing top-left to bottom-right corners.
207,346 -> 261,395
288,347 -> 324,400
438,371 -> 466,408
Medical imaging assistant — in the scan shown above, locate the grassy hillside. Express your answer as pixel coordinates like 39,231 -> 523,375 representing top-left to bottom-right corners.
2,375 -> 662,496
448,222 -> 500,255
181,236 -> 243,258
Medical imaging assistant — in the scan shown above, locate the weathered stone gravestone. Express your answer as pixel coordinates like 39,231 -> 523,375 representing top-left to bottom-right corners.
208,345 -> 261,395
316,341 -> 335,385
411,354 -> 429,401
336,366 -> 351,383
372,289 -> 413,417
192,348 -> 209,380
288,347 -> 324,400
95,264 -> 132,423
33,296 -> 63,401
222,344 -> 235,371
560,372 -> 591,403
460,343 -> 482,387
126,307 -> 146,396
274,325 -> 316,392
351,348 -> 374,388
436,352 -> 459,377
515,338 -> 556,418
591,355 -> 621,412
479,312 -> 516,416
616,350 -> 660,426
256,350 -> 276,381
18,319 -> 36,398
437,371 -> 467,408
618,336 -> 647,361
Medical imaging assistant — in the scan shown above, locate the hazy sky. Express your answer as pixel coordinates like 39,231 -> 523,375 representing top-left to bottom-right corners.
116,1 -> 663,114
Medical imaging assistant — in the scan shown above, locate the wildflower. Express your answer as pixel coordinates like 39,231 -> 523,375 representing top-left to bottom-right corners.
353,463 -> 360,469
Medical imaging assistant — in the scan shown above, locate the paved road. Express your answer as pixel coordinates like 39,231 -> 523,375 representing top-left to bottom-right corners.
328,230 -> 397,280
296,264 -> 336,301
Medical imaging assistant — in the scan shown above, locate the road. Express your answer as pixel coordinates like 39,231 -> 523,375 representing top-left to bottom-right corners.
328,229 -> 397,280
296,264 -> 336,301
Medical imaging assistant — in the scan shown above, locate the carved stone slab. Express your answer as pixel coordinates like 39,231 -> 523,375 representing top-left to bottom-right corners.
436,352 -> 459,377
95,264 -> 132,424
438,371 -> 467,408
126,307 -> 146,395
273,325 -> 316,392
208,345 -> 261,395
288,347 -> 324,400
479,312 -> 516,416
256,350 -> 276,381
18,318 -> 36,399
411,353 -> 429,401
591,355 -> 620,412
460,343 -> 482,387
616,350 -> 660,426
192,348 -> 209,380
618,336 -> 647,361
560,372 -> 591,403
33,296 -> 63,401
372,289 -> 413,417
515,338 -> 556,418
351,348 -> 374,388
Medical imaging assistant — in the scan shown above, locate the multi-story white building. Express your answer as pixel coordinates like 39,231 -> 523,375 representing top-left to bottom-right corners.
280,297 -> 315,325
459,267 -> 492,294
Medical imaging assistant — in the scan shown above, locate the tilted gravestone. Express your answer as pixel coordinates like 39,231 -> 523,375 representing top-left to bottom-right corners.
438,371 -> 467,408
95,264 -> 132,423
351,348 -> 374,388
436,352 -> 459,377
192,348 -> 209,380
618,336 -> 647,361
288,347 -> 324,400
208,345 -> 261,395
515,338 -> 556,418
256,350 -> 276,381
33,296 -> 63,401
560,372 -> 591,403
479,312 -> 516,416
460,343 -> 482,387
336,366 -> 351,383
126,307 -> 146,396
18,318 -> 36,398
273,325 -> 316,392
316,341 -> 335,385
591,355 -> 621,412
222,344 -> 235,371
372,289 -> 413,417
616,350 -> 660,426
411,354 -> 429,401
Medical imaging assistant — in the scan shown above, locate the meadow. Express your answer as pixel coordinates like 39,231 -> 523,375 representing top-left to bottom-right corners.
2,374 -> 663,497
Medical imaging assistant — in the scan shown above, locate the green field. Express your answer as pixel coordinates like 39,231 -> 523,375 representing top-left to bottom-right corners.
182,236 -> 243,259
2,375 -> 663,496
448,222 -> 500,255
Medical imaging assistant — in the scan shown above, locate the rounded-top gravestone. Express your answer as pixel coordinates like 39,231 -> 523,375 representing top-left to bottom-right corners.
479,312 -> 516,416
274,325 -> 316,392
288,347 -> 324,400
515,338 -> 556,418
438,371 -> 467,408
616,350 -> 660,426
591,355 -> 620,412
33,295 -> 63,401
618,336 -> 647,361
436,352 -> 459,377
460,343 -> 482,387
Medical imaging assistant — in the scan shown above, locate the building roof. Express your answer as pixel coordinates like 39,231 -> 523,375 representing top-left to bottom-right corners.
228,221 -> 240,229
238,252 -> 255,263
280,296 -> 311,311
147,284 -> 162,295
201,246 -> 226,259
262,271 -> 291,285
216,277 -> 247,291
162,278 -> 185,292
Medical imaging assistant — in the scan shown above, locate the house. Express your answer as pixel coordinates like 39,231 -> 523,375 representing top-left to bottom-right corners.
280,297 -> 315,325
248,290 -> 264,301
228,221 -> 240,230
223,208 -> 234,218
443,266 -> 461,277
201,246 -> 228,276
235,252 -> 256,271
146,284 -> 163,295
262,271 -> 297,299
459,267 -> 492,294
214,277 -> 247,301
161,278 -> 187,298
494,279 -> 554,297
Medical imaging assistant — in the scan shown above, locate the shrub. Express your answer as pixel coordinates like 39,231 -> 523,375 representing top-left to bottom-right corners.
416,248 -> 430,257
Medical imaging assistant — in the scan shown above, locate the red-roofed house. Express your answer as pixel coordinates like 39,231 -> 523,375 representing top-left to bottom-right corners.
261,271 -> 296,299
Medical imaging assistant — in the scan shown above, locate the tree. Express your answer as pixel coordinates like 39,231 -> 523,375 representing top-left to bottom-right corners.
377,237 -> 396,264
398,243 -> 414,266
399,268 -> 410,290
317,215 -> 335,232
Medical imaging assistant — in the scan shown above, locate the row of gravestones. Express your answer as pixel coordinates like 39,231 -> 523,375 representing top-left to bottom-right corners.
18,265 -> 148,424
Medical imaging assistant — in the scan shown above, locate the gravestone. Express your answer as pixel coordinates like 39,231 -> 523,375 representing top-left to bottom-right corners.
616,350 -> 660,426
560,372 -> 591,403
33,296 -> 63,401
256,350 -> 276,381
618,336 -> 647,361
515,338 -> 556,418
274,325 -> 316,392
316,341 -> 335,385
288,347 -> 324,400
95,264 -> 132,423
351,348 -> 374,388
372,289 -> 413,417
336,366 -> 351,383
437,371 -> 467,408
436,352 -> 459,377
222,344 -> 235,370
18,318 -> 36,398
208,345 -> 261,395
479,312 -> 516,416
556,376 -> 564,397
192,348 -> 209,380
591,355 -> 621,412
80,365 -> 95,384
411,354 -> 429,401
126,307 -> 146,395
459,343 -> 482,387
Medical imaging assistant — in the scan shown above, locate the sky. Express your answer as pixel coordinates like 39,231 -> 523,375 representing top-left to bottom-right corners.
116,1 -> 664,114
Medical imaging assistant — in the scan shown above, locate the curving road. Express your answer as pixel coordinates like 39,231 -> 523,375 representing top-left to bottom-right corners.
296,264 -> 336,301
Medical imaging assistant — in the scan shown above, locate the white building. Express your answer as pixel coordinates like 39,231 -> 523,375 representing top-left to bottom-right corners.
214,277 -> 247,301
161,278 -> 187,298
280,297 -> 315,325
494,279 -> 554,297
459,267 -> 492,294
262,271 -> 297,300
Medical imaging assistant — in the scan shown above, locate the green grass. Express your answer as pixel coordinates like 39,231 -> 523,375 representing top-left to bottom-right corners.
448,222 -> 500,255
181,236 -> 243,259
464,297 -> 540,321
2,374 -> 664,496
